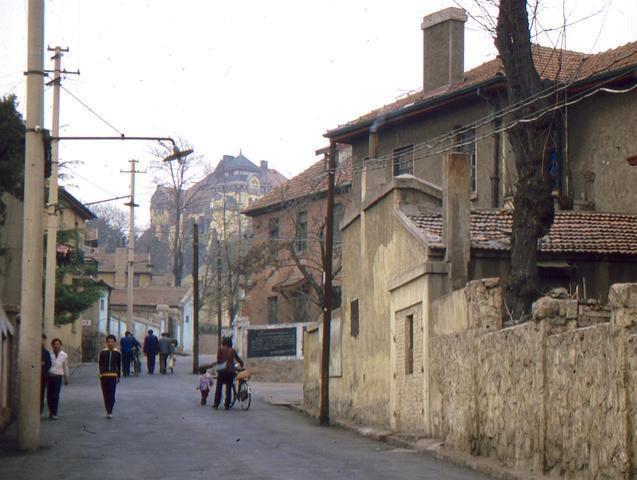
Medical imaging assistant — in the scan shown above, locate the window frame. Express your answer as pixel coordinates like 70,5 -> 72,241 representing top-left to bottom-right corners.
392,145 -> 414,177
295,211 -> 308,252
267,296 -> 279,324
350,299 -> 359,338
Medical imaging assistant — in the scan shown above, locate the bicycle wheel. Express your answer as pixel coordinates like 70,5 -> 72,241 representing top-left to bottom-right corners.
238,381 -> 251,411
228,383 -> 237,408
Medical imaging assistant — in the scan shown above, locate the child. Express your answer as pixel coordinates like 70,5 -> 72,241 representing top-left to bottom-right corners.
197,367 -> 213,405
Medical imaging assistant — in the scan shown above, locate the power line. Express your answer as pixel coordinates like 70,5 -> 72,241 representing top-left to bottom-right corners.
334,65 -> 637,178
59,84 -> 123,135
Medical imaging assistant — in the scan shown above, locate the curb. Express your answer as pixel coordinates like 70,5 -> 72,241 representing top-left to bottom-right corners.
282,402 -> 544,480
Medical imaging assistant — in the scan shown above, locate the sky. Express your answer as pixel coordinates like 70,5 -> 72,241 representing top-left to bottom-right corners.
1,0 -> 636,227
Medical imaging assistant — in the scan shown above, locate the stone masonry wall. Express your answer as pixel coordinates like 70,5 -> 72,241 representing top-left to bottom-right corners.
430,281 -> 637,479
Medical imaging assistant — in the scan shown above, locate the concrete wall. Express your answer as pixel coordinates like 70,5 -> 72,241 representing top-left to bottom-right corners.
322,187 -> 430,429
430,280 -> 637,478
350,98 -> 500,211
568,89 -> 637,213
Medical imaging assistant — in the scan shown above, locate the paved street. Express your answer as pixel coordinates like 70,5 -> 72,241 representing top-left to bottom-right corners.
0,359 -> 489,480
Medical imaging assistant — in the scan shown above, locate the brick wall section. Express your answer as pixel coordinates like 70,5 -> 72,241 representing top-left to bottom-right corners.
430,281 -> 637,478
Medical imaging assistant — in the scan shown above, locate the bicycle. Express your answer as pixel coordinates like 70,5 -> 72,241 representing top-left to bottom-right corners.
228,367 -> 252,411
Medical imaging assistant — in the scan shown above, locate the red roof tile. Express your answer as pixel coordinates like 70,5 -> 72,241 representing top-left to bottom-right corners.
243,158 -> 352,214
407,209 -> 637,256
331,42 -> 637,132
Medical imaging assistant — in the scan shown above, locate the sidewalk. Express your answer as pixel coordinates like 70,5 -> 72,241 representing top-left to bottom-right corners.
264,394 -> 543,480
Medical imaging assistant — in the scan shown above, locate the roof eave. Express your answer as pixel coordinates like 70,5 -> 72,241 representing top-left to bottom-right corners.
325,76 -> 505,141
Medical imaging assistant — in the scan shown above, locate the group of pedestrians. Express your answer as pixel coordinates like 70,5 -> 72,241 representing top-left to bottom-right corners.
142,330 -> 178,374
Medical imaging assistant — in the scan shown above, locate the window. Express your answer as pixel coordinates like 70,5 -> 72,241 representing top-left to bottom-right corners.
333,203 -> 344,245
392,145 -> 414,176
456,128 -> 477,193
291,292 -> 309,322
268,217 -> 280,242
406,315 -> 414,374
134,273 -> 141,287
295,211 -> 308,252
100,298 -> 105,312
350,299 -> 359,337
267,296 -> 278,324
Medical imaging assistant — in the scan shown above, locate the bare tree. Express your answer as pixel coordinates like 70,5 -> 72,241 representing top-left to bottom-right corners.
87,204 -> 128,253
150,139 -> 203,286
493,0 -> 562,318
247,156 -> 350,322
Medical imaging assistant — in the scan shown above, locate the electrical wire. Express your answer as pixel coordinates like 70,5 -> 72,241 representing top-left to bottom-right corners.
331,66 -> 637,179
59,84 -> 123,136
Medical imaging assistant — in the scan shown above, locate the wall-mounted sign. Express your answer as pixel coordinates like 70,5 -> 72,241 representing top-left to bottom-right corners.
247,327 -> 296,358
81,319 -> 92,327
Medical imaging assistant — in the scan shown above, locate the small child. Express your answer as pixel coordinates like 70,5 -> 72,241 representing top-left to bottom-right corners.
197,367 -> 213,405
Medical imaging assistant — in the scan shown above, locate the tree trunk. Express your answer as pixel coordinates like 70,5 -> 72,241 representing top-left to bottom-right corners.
495,0 -> 557,319
173,208 -> 182,286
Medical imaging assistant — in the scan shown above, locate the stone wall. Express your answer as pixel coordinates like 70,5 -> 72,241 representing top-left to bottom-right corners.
430,281 -> 637,478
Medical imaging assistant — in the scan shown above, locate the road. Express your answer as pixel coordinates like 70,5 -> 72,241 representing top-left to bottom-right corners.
0,358 -> 489,480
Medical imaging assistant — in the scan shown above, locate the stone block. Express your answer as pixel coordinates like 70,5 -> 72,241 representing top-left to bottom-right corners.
532,296 -> 561,320
565,300 -> 578,319
608,283 -> 637,310
611,308 -> 637,329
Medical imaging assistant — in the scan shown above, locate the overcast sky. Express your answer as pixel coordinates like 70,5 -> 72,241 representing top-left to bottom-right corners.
1,0 -> 635,227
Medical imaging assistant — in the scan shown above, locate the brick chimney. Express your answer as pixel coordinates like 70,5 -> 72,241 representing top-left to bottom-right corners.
260,160 -> 268,171
421,7 -> 467,92
443,153 -> 471,290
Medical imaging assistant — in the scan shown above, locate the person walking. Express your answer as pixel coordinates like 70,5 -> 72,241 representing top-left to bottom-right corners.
120,331 -> 133,377
213,337 -> 243,410
143,329 -> 159,374
196,367 -> 213,405
158,332 -> 171,375
46,338 -> 69,420
130,333 -> 142,376
98,334 -> 121,419
40,334 -> 52,414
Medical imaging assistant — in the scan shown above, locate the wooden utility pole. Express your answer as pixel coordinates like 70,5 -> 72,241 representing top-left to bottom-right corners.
192,222 -> 200,373
216,231 -> 222,348
18,0 -> 45,451
122,159 -> 144,333
319,142 -> 337,426
43,46 -> 78,339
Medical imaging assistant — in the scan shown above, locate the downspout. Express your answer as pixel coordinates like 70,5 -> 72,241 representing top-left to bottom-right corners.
492,114 -> 501,208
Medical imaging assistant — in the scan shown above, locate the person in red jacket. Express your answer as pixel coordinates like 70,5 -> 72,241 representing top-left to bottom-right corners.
213,337 -> 243,410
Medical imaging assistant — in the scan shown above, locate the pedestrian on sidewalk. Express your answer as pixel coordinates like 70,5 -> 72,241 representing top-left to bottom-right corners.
143,329 -> 159,374
120,331 -> 133,377
213,337 -> 243,410
40,334 -> 52,414
158,332 -> 171,375
46,338 -> 69,420
98,334 -> 121,419
197,367 -> 213,405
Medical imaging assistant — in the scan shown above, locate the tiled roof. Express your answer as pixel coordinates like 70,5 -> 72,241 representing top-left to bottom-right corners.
243,158 -> 352,214
110,286 -> 190,307
330,42 -> 637,133
406,209 -> 637,256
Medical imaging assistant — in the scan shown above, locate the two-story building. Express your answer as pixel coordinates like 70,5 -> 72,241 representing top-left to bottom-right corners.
304,7 -> 637,432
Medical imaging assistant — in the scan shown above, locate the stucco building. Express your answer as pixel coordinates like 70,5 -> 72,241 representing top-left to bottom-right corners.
305,6 -> 637,433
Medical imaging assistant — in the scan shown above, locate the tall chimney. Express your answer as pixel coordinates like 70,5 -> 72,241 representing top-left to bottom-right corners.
260,160 -> 268,171
443,152 -> 471,290
421,7 -> 467,92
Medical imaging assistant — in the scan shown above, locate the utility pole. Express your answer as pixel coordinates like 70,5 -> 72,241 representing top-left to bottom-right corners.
18,0 -> 45,451
43,46 -> 78,339
319,142 -> 337,426
216,231 -> 222,348
192,222 -> 200,373
121,160 -> 144,333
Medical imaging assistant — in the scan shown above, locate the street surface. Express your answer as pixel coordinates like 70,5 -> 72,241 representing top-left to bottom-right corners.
0,358 -> 489,480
